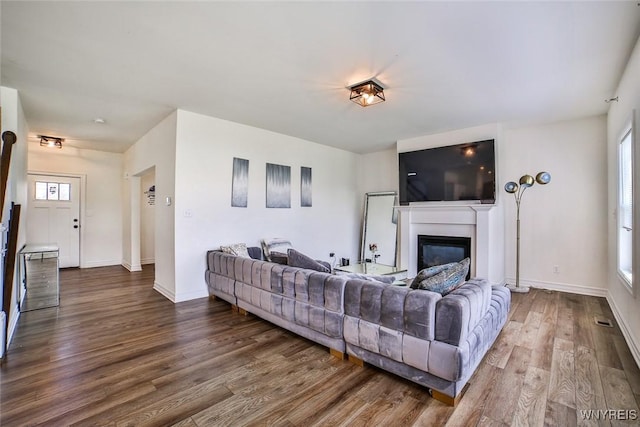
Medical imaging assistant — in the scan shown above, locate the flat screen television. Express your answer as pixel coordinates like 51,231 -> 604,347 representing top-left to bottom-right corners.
398,139 -> 496,205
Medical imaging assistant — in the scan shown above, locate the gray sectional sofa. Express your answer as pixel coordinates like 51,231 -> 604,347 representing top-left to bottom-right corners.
206,249 -> 348,353
205,248 -> 510,405
343,277 -> 510,404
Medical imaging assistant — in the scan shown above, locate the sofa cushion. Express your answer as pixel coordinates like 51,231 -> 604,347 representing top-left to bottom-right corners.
380,285 -> 410,330
410,258 -> 470,295
261,238 -> 293,261
220,242 -> 251,258
435,278 -> 493,346
403,289 -> 441,340
287,249 -> 330,273
360,282 -> 385,324
269,251 -> 289,265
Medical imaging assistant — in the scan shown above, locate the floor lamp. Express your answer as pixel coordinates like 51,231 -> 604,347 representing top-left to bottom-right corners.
504,172 -> 551,293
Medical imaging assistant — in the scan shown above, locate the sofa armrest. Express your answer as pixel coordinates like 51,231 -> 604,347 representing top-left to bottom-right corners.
435,278 -> 492,346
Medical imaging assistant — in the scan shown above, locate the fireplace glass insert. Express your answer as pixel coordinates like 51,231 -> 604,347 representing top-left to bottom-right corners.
417,235 -> 471,280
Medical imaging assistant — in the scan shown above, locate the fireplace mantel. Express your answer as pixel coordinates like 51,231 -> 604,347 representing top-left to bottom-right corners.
396,204 -> 505,285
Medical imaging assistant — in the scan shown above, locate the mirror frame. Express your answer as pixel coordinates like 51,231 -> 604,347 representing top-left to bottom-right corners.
360,191 -> 398,266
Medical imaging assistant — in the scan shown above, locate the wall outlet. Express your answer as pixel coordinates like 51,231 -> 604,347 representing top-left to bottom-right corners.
553,265 -> 560,274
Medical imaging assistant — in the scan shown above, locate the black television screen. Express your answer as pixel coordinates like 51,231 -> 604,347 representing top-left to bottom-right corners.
399,139 -> 496,204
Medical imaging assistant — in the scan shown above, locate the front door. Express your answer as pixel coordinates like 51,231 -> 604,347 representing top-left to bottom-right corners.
26,174 -> 80,268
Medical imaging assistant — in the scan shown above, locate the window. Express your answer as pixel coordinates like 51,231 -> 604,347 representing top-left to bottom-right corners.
59,183 -> 70,201
47,183 -> 59,200
35,182 -> 47,200
618,126 -> 634,287
34,181 -> 71,201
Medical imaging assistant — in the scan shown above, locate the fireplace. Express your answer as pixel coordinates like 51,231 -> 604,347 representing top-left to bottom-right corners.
397,204 -> 503,284
417,235 -> 471,280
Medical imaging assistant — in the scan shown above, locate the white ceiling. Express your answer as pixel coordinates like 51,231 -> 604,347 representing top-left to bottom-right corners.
2,1 -> 639,154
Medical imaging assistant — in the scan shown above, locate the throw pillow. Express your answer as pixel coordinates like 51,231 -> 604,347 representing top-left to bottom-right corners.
316,260 -> 332,272
220,243 -> 251,258
269,251 -> 289,265
410,258 -> 470,295
287,249 -> 330,273
261,238 -> 293,262
410,261 -> 457,288
247,246 -> 263,260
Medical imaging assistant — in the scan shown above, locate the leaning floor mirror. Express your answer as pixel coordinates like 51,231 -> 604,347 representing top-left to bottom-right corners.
361,191 -> 398,266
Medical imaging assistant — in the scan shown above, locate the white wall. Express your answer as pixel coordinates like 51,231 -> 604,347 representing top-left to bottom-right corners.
173,110 -> 361,302
123,111 -> 176,299
356,148 -> 399,262
1,86 -> 29,348
140,170 -> 155,264
503,116 -> 608,295
607,35 -> 640,365
364,119 -> 609,294
357,148 -> 398,196
28,144 -> 123,268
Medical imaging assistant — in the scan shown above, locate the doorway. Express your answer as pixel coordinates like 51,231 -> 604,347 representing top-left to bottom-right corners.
140,169 -> 155,267
26,174 -> 81,268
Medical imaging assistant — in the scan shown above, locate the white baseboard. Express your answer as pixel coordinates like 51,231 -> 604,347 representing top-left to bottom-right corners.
81,259 -> 121,268
174,288 -> 209,303
489,278 -> 506,287
605,293 -> 640,369
122,261 -> 142,272
152,282 -> 208,304
141,258 -> 155,265
7,308 -> 20,350
153,281 -> 175,302
505,277 -> 608,298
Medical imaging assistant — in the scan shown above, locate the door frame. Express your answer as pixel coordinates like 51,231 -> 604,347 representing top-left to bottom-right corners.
27,171 -> 86,268
126,166 -> 156,273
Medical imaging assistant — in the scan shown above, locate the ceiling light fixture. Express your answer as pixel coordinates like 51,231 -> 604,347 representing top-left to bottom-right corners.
349,79 -> 385,107
39,135 -> 64,149
93,117 -> 106,124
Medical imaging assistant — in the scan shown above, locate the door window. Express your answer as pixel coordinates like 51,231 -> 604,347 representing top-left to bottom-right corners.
35,181 -> 71,201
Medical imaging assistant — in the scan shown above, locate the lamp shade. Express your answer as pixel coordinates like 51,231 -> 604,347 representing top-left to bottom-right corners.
535,171 -> 551,185
504,181 -> 518,193
519,175 -> 535,187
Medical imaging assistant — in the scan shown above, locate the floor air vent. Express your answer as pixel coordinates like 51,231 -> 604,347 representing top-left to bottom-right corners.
594,317 -> 613,328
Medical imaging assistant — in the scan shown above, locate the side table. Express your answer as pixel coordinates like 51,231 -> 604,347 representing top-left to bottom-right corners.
335,262 -> 407,281
18,244 -> 60,312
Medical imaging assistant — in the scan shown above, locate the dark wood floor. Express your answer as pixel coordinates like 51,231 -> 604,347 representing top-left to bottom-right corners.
1,265 -> 639,426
